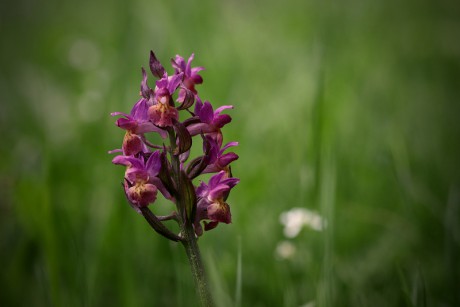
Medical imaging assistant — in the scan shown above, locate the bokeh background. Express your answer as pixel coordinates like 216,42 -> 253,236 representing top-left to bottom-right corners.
1,0 -> 460,306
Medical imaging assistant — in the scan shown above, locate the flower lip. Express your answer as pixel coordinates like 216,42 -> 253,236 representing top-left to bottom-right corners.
148,72 -> 184,127
207,200 -> 231,224
148,103 -> 179,127
123,179 -> 158,211
122,131 -> 144,156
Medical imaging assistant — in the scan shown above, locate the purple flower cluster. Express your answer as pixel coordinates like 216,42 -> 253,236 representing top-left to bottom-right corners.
110,51 -> 239,237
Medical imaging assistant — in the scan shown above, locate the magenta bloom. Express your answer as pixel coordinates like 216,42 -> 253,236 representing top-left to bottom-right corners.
202,135 -> 239,174
111,91 -> 167,155
194,171 -> 239,235
110,51 -> 239,240
148,73 -> 183,127
171,53 -> 204,95
187,98 -> 233,143
112,151 -> 171,212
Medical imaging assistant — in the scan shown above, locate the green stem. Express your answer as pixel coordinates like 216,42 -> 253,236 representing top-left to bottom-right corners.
181,221 -> 215,307
168,127 -> 214,307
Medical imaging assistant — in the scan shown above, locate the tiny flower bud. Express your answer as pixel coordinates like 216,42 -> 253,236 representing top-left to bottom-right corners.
149,50 -> 165,78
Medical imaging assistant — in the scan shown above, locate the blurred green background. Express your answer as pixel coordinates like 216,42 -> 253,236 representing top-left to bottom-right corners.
1,0 -> 460,306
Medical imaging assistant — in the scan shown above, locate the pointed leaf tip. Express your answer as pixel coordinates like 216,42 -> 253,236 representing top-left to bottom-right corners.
149,50 -> 165,78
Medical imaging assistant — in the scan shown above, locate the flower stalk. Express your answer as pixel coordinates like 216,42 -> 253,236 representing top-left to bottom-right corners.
181,219 -> 214,307
109,51 -> 239,307
168,127 -> 214,306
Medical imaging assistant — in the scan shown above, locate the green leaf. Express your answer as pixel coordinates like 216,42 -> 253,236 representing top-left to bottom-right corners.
158,150 -> 177,197
179,170 -> 197,222
140,207 -> 181,242
177,88 -> 195,110
173,119 -> 192,155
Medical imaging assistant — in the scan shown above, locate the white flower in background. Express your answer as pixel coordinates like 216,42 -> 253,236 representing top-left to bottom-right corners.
275,240 -> 297,260
279,207 -> 326,238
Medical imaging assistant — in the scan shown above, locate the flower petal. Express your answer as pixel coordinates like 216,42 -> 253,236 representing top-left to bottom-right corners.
187,123 -> 213,136
116,117 -> 137,131
185,53 -> 194,76
222,177 -> 240,189
167,72 -> 184,94
140,68 -> 150,98
218,152 -> 239,167
191,74 -> 203,85
213,114 -> 232,128
111,111 -> 130,117
171,55 -> 186,73
194,97 -> 203,114
221,141 -> 239,152
130,98 -> 150,121
204,221 -> 219,231
122,132 -> 144,156
195,182 -> 208,198
125,166 -> 149,183
215,105 -> 233,114
191,66 -> 205,74
208,171 -> 226,189
149,177 -> 173,201
112,155 -> 142,168
207,201 -> 231,224
199,101 -> 214,124
145,150 -> 161,177
209,183 -> 230,200
135,122 -> 167,138
127,183 -> 157,206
